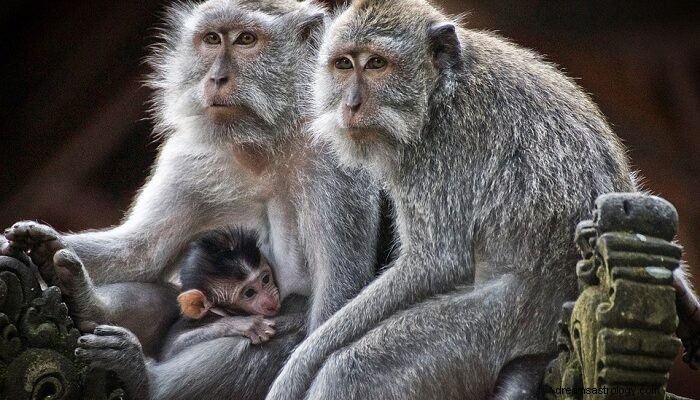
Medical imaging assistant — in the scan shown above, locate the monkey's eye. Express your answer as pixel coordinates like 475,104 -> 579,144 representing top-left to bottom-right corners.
234,32 -> 257,46
365,56 -> 387,70
334,57 -> 353,70
244,288 -> 257,299
203,32 -> 221,45
262,274 -> 270,285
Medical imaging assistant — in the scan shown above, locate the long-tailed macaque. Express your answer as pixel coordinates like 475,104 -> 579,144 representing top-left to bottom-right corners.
2,1 -> 383,398
266,1 -> 699,399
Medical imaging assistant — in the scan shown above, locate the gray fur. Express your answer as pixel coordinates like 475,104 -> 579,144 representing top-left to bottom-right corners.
266,0 -> 638,398
76,295 -> 307,400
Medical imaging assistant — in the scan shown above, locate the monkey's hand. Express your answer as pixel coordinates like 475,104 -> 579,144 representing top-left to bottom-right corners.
674,270 -> 700,370
76,325 -> 150,399
2,221 -> 70,287
231,315 -> 276,344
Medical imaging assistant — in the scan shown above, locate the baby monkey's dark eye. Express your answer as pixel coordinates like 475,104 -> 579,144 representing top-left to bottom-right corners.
234,32 -> 257,46
365,56 -> 387,70
203,32 -> 221,45
334,57 -> 353,70
262,274 -> 270,284
244,288 -> 257,299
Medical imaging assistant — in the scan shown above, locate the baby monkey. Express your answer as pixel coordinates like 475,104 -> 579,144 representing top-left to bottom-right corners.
164,227 -> 280,357
72,228 -> 284,398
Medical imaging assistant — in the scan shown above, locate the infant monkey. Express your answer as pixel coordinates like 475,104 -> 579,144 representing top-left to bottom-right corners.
163,227 -> 280,357
71,228 -> 284,398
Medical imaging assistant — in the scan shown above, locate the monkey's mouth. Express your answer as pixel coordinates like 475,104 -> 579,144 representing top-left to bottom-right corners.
345,127 -> 383,142
205,104 -> 249,123
262,307 -> 280,317
210,102 -> 236,107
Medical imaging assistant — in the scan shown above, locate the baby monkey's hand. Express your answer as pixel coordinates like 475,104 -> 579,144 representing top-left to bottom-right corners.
233,315 -> 276,344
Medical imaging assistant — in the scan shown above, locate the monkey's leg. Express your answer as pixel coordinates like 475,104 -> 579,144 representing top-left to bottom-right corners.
2,222 -> 178,353
148,333 -> 302,400
489,355 -> 552,400
305,276 -> 561,400
148,296 -> 307,400
92,282 -> 179,355
76,325 -> 150,400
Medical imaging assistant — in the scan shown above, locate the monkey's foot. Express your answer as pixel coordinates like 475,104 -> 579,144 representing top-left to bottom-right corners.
76,325 -> 149,398
231,316 -> 276,344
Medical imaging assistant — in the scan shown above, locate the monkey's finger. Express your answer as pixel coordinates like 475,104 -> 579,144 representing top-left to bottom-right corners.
259,334 -> 271,343
249,335 -> 262,345
6,222 -> 66,255
0,239 -> 24,257
264,327 -> 276,336
252,324 -> 272,336
78,333 -> 132,350
8,221 -> 60,242
6,240 -> 30,251
54,249 -> 84,274
77,320 -> 99,333
93,325 -> 134,338
254,325 -> 275,341
262,319 -> 276,328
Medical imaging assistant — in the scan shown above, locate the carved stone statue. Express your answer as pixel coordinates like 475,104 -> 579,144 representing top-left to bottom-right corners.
543,193 -> 698,400
0,253 -> 125,399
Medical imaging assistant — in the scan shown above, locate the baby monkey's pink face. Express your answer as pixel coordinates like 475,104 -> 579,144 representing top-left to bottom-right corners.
230,259 -> 280,317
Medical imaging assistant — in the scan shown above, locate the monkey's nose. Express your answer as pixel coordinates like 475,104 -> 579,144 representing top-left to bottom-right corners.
343,100 -> 363,125
345,90 -> 363,114
210,73 -> 229,88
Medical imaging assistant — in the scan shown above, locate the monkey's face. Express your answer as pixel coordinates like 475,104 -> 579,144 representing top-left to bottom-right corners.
151,0 -> 325,144
231,260 -> 280,317
195,28 -> 268,125
178,259 -> 280,319
311,2 -> 440,169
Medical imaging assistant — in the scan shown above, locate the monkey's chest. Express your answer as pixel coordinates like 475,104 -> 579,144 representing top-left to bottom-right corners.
255,198 -> 310,300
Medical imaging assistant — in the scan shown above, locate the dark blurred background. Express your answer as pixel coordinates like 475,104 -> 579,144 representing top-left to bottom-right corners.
0,0 -> 698,394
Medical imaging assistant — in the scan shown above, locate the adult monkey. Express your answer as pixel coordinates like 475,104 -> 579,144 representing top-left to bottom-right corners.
2,0 -> 383,398
267,0 -> 698,398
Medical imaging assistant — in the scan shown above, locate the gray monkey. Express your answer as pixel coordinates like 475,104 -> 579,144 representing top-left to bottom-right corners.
2,0 -> 382,398
264,0 -> 692,399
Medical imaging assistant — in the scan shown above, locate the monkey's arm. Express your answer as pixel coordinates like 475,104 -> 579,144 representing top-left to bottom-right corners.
2,222 -> 180,352
162,316 -> 277,359
63,137 -> 229,284
298,166 -> 381,331
266,246 -> 473,400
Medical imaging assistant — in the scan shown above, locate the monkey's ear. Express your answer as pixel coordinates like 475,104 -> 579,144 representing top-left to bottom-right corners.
428,22 -> 461,70
293,8 -> 326,40
178,289 -> 212,319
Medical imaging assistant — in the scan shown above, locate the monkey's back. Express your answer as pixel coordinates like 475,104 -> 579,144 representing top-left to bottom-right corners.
398,28 -> 636,289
